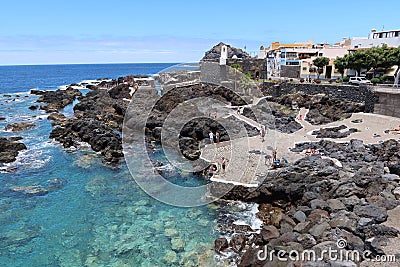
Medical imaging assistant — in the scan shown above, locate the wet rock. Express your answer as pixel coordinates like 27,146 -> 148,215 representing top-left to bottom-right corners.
11,185 -> 48,196
4,122 -> 35,132
46,178 -> 67,191
233,224 -> 255,233
163,250 -> 177,264
353,204 -> 388,224
164,228 -> 178,237
260,225 -> 280,242
0,137 -> 27,163
230,233 -> 247,253
33,87 -> 82,112
214,237 -> 229,254
171,237 -> 185,252
238,246 -> 267,267
28,105 -> 38,110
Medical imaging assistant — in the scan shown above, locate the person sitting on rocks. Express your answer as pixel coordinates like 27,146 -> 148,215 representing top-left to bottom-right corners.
265,154 -> 272,165
208,163 -> 217,178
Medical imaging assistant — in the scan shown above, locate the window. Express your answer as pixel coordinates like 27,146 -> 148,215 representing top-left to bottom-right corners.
318,53 -> 323,57
395,31 -> 400,37
302,67 -> 307,71
281,53 -> 286,58
286,52 -> 297,59
286,61 -> 299,66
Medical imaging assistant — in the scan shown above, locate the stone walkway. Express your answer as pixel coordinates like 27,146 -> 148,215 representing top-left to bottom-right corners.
201,106 -> 400,187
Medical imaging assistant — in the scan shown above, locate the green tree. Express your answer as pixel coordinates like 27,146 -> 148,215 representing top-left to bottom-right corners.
334,55 -> 348,78
313,57 -> 330,79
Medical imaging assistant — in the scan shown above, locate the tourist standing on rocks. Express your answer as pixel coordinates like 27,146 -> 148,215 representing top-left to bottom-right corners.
209,131 -> 214,144
272,148 -> 277,161
259,126 -> 266,142
215,131 -> 220,143
221,157 -> 227,174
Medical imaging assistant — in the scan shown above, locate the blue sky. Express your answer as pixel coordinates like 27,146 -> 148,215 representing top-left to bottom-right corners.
1,0 -> 399,65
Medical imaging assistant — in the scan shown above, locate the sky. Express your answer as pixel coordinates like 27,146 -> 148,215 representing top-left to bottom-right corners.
1,0 -> 400,65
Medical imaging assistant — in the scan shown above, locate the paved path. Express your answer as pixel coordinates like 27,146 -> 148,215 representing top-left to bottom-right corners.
201,107 -> 400,187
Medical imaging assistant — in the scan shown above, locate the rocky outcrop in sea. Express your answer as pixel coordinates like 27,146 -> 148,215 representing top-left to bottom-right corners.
30,79 -> 134,164
0,136 -> 27,163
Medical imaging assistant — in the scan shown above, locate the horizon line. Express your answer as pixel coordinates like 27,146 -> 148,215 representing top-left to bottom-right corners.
0,61 -> 188,67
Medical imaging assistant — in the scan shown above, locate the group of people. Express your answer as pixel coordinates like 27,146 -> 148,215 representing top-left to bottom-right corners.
305,148 -> 319,156
265,149 -> 288,170
386,125 -> 400,135
209,131 -> 220,144
208,157 -> 228,177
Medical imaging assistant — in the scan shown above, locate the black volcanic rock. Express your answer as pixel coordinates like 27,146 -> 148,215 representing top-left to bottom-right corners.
32,87 -> 82,112
202,42 -> 250,61
0,137 -> 27,163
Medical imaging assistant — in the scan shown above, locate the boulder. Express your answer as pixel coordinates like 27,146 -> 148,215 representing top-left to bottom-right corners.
4,122 -> 35,132
214,237 -> 229,254
353,204 -> 388,224
260,225 -> 280,242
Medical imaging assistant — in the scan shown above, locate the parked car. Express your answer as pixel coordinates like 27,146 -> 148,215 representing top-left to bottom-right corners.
349,77 -> 372,85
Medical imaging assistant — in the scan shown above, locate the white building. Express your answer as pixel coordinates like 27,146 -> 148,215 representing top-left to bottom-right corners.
351,29 -> 400,49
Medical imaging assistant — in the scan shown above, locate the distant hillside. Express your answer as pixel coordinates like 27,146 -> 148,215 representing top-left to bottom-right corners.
202,42 -> 251,60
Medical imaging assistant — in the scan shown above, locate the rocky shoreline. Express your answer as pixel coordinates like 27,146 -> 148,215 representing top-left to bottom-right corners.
33,81 -> 134,163
211,138 -> 400,266
3,72 -> 399,266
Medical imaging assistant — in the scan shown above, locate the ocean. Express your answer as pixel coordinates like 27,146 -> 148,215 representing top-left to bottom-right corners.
0,63 -> 259,267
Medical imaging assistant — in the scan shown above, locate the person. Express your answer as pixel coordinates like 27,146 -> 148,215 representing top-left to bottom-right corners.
264,154 -> 272,165
237,107 -> 241,114
305,148 -> 312,156
298,114 -> 303,121
213,111 -> 218,119
209,131 -> 214,143
281,156 -> 289,163
208,164 -> 215,178
260,126 -> 266,142
272,149 -> 277,162
215,131 -> 220,143
221,157 -> 227,174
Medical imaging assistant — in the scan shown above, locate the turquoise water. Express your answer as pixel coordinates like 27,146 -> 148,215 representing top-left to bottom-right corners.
0,64 -> 219,267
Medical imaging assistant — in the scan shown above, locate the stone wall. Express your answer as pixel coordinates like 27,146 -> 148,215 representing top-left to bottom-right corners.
281,65 -> 301,78
202,58 -> 266,80
263,82 -> 378,113
374,91 -> 400,117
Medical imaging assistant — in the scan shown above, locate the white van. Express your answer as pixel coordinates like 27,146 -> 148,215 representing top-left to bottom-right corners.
349,77 -> 372,85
